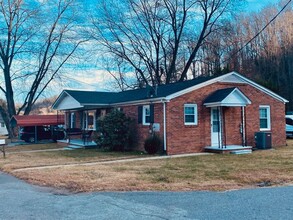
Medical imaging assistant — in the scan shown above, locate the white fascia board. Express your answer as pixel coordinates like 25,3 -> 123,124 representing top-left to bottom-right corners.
166,71 -> 288,104
53,91 -> 83,110
204,102 -> 248,107
221,88 -> 252,105
52,90 -> 68,109
166,72 -> 235,100
113,98 -> 168,107
231,72 -> 289,104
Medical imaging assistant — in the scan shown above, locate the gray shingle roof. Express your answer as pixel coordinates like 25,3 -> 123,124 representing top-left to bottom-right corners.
204,87 -> 236,104
65,75 -> 215,105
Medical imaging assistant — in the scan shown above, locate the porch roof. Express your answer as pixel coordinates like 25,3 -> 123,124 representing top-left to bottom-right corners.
203,87 -> 251,107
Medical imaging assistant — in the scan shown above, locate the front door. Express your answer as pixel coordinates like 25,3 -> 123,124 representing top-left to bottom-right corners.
211,108 -> 222,147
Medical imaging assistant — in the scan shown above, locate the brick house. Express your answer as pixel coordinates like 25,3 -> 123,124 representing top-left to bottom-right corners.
52,72 -> 288,154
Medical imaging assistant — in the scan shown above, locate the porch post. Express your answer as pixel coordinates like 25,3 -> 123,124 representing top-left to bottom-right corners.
34,125 -> 37,144
217,107 -> 222,148
163,101 -> 167,153
222,107 -> 227,148
241,106 -> 247,147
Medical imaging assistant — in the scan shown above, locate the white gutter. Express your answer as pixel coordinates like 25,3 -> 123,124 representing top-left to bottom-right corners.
163,100 -> 167,153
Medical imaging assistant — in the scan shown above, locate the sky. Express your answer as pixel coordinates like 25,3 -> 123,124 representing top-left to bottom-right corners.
246,0 -> 280,11
0,0 -> 288,104
66,0 -> 284,92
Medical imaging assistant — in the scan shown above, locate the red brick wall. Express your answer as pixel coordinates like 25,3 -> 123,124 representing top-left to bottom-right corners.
122,104 -> 164,151
165,82 -> 286,155
63,82 -> 286,155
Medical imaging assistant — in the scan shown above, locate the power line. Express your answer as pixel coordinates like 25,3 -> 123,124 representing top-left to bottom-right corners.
224,0 -> 292,64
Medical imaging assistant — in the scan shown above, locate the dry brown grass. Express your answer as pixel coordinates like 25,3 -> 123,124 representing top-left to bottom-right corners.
1,140 -> 293,192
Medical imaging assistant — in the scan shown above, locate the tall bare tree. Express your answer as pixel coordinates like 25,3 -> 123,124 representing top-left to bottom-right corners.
0,0 -> 86,136
222,2 -> 293,110
92,0 -> 239,86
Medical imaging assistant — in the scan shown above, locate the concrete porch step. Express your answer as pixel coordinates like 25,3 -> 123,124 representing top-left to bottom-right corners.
230,149 -> 252,155
63,144 -> 84,150
63,147 -> 74,150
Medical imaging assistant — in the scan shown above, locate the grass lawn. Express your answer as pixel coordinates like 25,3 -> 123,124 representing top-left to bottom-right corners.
1,140 -> 293,192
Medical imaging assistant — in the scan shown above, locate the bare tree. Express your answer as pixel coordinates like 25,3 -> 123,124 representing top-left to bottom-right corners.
0,0 -> 86,137
223,2 -> 293,110
92,0 -> 238,86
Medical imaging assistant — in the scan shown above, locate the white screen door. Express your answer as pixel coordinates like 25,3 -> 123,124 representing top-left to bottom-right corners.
211,108 -> 222,147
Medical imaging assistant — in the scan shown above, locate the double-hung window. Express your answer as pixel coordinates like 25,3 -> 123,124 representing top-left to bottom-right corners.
184,104 -> 198,125
143,105 -> 151,125
259,105 -> 271,130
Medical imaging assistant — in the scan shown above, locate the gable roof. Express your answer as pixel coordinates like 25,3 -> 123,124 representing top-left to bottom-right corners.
204,87 -> 252,107
53,75 -> 216,109
52,72 -> 288,110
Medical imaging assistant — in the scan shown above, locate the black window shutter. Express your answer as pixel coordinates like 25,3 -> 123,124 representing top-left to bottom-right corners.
150,104 -> 154,123
138,106 -> 142,124
68,112 -> 71,128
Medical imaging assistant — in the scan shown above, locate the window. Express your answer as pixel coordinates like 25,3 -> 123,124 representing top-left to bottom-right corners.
259,106 -> 271,130
184,104 -> 198,125
83,111 -> 96,130
70,113 -> 76,128
143,105 -> 150,125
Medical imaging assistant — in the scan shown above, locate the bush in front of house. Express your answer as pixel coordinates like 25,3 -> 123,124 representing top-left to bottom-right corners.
144,134 -> 162,154
95,109 -> 135,151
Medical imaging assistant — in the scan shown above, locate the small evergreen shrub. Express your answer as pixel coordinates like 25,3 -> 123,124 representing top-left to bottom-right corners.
144,135 -> 162,154
95,109 -> 135,151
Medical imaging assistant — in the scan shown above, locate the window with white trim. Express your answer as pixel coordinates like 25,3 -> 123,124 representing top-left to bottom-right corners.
143,105 -> 150,125
184,104 -> 198,125
83,111 -> 96,130
259,105 -> 271,130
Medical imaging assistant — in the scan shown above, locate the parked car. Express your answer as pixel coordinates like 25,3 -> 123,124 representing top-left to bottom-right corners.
19,126 -> 65,143
286,115 -> 293,138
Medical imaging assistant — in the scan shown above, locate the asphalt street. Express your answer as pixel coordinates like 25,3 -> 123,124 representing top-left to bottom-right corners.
0,171 -> 293,220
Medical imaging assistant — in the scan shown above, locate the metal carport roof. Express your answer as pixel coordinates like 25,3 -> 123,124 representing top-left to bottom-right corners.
11,115 -> 64,127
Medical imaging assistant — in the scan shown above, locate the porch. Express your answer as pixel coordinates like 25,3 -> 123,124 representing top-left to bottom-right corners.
57,139 -> 97,149
205,145 -> 252,154
203,87 -> 252,154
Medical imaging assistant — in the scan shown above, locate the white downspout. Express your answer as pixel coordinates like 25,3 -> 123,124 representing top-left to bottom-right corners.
163,101 -> 167,153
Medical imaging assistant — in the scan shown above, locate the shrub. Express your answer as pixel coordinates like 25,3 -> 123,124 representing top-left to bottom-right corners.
95,109 -> 135,151
144,135 -> 162,154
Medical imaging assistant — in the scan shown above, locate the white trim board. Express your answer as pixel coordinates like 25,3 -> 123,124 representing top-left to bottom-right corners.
166,72 -> 288,104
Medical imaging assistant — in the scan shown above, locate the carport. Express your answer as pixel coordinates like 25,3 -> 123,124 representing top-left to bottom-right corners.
11,115 -> 65,143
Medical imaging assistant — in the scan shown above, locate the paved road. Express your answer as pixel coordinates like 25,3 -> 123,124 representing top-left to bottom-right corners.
1,172 -> 293,220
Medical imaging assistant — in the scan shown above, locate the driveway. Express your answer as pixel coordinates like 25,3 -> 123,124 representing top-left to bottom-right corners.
0,172 -> 293,220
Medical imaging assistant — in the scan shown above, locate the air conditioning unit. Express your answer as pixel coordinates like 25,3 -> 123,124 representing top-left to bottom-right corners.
254,132 -> 272,149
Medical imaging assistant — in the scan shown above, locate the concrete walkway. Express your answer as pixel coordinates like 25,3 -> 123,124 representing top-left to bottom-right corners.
13,152 -> 212,172
7,148 -> 65,154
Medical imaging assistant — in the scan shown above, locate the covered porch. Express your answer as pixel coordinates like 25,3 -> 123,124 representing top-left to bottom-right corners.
203,87 -> 253,154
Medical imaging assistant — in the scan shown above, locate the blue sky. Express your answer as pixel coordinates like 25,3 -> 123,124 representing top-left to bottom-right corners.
3,0 -> 287,102
66,0 -> 284,91
246,0 -> 281,11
